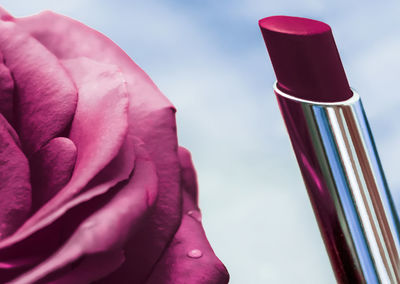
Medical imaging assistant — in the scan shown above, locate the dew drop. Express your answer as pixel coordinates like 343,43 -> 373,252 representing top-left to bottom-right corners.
187,249 -> 203,259
187,210 -> 202,222
81,221 -> 96,229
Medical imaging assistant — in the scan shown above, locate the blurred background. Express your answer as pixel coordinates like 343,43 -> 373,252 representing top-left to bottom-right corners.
3,1 -> 400,283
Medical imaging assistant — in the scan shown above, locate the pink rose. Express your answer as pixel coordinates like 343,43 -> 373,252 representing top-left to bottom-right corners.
0,7 -> 229,284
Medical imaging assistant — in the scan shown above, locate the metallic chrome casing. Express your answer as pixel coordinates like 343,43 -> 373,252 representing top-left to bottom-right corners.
275,82 -> 400,283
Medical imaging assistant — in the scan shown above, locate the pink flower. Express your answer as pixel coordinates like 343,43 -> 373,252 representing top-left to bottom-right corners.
0,7 -> 229,284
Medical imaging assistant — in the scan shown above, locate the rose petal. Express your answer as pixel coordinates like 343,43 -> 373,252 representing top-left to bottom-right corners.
0,52 -> 14,125
0,7 -> 13,21
15,11 -> 174,110
60,57 -> 130,196
145,198 -> 230,284
16,57 -> 129,232
0,58 -> 132,281
0,115 -> 31,240
145,148 -> 229,284
46,250 -> 125,284
0,20 -> 77,156
98,108 -> 182,283
179,147 -> 199,204
0,130 -> 135,281
10,139 -> 157,283
30,137 -> 77,211
15,12 -> 182,282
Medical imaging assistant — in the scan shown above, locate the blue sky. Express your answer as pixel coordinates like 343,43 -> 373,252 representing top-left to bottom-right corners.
3,1 -> 400,283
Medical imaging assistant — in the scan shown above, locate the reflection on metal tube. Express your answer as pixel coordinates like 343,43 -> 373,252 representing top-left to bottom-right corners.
275,82 -> 400,283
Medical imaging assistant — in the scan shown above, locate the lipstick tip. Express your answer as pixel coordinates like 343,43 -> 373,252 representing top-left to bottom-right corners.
259,15 -> 330,36
259,15 -> 352,102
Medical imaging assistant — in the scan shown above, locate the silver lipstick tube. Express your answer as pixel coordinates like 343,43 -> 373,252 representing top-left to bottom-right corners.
274,82 -> 400,283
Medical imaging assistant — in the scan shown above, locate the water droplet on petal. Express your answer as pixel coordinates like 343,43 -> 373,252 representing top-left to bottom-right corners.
187,249 -> 203,259
187,210 -> 202,222
81,221 -> 96,229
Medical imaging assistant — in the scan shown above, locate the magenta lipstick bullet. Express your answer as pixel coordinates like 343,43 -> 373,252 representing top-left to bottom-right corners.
260,16 -> 400,283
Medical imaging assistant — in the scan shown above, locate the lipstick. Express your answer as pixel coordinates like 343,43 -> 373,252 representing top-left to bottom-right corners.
259,16 -> 400,283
